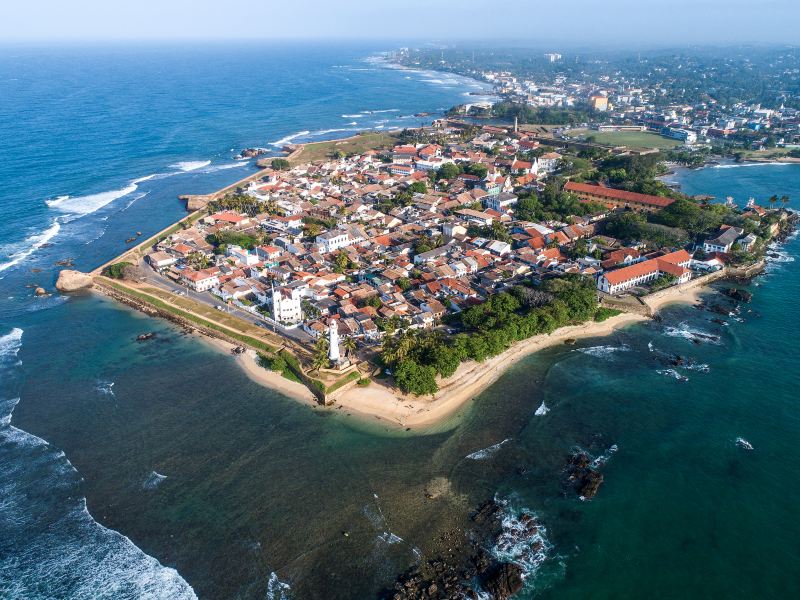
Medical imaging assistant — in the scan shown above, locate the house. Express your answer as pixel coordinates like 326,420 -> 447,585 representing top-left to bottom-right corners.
316,229 -> 352,253
564,182 -> 675,212
598,250 -> 691,294
181,268 -> 219,292
703,226 -> 745,253
537,152 -> 562,174
146,251 -> 178,269
484,192 -> 518,212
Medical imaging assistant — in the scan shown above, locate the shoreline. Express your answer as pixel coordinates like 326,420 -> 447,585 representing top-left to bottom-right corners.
187,283 -> 707,431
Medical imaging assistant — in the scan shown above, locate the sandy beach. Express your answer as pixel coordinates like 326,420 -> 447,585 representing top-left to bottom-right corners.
335,312 -> 648,429
200,284 -> 710,430
201,336 -> 318,404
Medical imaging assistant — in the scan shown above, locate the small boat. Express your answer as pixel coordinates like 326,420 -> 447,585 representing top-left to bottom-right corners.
735,437 -> 754,451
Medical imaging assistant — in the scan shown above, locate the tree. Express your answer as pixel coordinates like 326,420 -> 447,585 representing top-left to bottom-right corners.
396,277 -> 412,292
436,162 -> 462,181
394,360 -> 439,395
343,337 -> 357,358
312,336 -> 330,372
464,162 -> 489,179
408,181 -> 427,194
271,158 -> 291,171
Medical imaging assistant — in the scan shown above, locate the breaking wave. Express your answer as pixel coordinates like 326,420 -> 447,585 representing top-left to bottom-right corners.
466,438 -> 511,460
265,572 -> 291,600
142,471 -> 167,490
577,344 -> 630,358
489,499 -> 551,587
663,322 -> 721,345
534,401 -> 550,416
657,368 -> 689,382
0,220 -> 61,274
270,131 -> 310,147
47,183 -> 139,216
95,380 -> 115,397
711,162 -> 790,169
170,160 -> 211,172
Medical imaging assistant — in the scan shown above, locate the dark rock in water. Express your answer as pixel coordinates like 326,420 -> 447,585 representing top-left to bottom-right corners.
711,318 -> 727,326
230,346 -> 246,355
30,268 -> 42,273
483,563 -> 524,600
725,288 -> 752,303
136,332 -> 155,341
670,355 -> 684,366
564,450 -> 605,500
54,258 -> 75,267
563,338 -> 576,345
471,499 -> 502,525
710,304 -> 731,315
577,470 -> 604,499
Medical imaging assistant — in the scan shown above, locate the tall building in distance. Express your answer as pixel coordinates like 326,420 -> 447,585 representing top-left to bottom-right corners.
544,52 -> 562,62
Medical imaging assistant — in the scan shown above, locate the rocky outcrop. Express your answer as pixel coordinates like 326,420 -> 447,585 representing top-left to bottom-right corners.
483,563 -> 525,600
34,287 -> 48,296
55,270 -> 93,292
724,288 -> 753,303
564,451 -> 605,500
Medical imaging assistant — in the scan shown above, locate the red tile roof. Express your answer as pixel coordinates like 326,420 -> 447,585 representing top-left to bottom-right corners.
564,182 -> 675,208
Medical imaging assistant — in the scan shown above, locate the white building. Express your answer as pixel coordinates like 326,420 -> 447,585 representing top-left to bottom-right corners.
315,229 -> 351,254
272,285 -> 303,324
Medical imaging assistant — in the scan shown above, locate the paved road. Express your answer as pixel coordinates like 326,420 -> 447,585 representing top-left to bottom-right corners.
137,261 -> 314,345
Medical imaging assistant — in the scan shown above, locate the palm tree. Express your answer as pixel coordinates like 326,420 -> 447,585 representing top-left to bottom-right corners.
768,195 -> 779,210
312,336 -> 329,372
343,337 -> 357,358
780,195 -> 790,209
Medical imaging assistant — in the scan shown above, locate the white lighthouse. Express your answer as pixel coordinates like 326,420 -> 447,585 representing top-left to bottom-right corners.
328,319 -> 340,363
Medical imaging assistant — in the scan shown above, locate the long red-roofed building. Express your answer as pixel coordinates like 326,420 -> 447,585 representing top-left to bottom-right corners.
564,182 -> 675,212
598,249 -> 691,294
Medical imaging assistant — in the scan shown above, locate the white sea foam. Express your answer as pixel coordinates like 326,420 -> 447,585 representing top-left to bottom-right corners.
142,471 -> 167,490
342,113 -> 365,118
0,328 -> 24,363
657,368 -> 689,381
648,341 -> 655,352
363,108 -> 400,114
735,437 -> 754,451
0,220 -> 61,273
203,161 -> 250,172
266,572 -> 291,600
490,499 -> 551,584
170,160 -> 211,172
534,401 -> 550,416
47,183 -> 139,215
711,162 -> 790,169
96,380 -> 115,397
270,131 -> 311,147
577,344 -> 630,358
663,322 -> 721,345
466,438 -> 511,460
0,422 -> 197,598
590,444 -> 618,469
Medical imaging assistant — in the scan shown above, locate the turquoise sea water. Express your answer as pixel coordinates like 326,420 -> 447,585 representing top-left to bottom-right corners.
1,43 -> 799,599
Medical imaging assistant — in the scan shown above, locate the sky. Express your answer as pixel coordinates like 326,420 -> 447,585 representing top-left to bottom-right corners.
1,0 -> 799,45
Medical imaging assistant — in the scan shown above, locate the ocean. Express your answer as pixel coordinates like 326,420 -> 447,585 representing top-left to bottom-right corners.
1,43 -> 799,599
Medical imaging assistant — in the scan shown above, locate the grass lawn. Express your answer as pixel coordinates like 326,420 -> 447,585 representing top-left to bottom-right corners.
567,128 -> 681,150
289,131 -> 398,165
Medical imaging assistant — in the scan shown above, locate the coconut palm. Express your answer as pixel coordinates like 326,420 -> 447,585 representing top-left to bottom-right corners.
343,337 -> 357,358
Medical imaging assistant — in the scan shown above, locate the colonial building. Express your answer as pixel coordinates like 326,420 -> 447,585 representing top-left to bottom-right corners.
564,182 -> 675,212
272,285 -> 303,324
598,250 -> 691,295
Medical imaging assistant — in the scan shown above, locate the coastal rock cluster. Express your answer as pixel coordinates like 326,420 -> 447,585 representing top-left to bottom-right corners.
385,499 -> 533,600
563,451 -> 604,500
234,147 -> 270,160
55,270 -> 93,292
